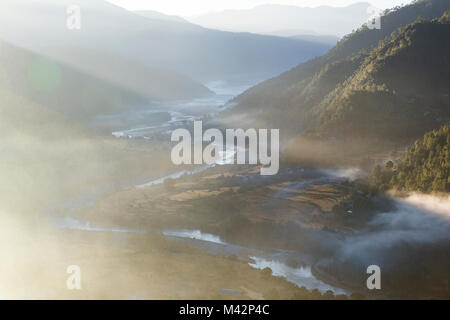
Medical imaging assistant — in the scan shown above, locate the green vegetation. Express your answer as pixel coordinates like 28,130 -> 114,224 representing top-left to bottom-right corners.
310,10 -> 450,142
372,125 -> 449,193
231,0 -> 450,146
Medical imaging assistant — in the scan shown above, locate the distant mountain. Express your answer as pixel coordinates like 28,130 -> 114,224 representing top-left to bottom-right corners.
261,30 -> 339,45
39,46 -> 213,101
134,10 -> 188,23
0,41 -> 171,119
0,0 -> 331,81
289,34 -> 340,46
186,3 -> 378,38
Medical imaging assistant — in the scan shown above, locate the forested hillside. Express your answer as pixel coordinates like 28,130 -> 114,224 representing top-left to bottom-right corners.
231,0 -> 450,136
372,125 -> 449,193
307,11 -> 450,141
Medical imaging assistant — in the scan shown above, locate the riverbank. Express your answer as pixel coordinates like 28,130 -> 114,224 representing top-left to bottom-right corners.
61,164 -> 379,296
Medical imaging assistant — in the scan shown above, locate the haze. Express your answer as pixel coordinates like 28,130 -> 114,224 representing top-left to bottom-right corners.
0,0 -> 448,300
106,0 -> 415,16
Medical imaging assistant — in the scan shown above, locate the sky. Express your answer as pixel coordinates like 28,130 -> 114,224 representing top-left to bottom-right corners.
106,0 -> 415,16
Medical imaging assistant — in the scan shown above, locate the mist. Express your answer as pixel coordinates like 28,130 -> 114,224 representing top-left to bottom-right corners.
0,0 -> 448,301
317,193 -> 450,297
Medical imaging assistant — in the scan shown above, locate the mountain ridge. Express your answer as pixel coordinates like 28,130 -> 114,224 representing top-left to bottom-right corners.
0,0 -> 331,81
187,2 -> 376,37
231,0 -> 450,136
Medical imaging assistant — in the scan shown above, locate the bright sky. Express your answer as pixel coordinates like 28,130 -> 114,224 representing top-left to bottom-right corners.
106,0 -> 414,16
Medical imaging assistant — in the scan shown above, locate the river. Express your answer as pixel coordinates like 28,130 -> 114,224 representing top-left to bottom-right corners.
46,75 -> 450,298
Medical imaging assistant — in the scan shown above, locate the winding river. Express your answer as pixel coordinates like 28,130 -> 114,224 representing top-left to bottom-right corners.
46,76 -> 450,298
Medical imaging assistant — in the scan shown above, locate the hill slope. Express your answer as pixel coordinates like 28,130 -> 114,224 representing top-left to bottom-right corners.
0,42 -> 143,119
372,125 -> 449,193
307,12 -> 450,142
134,10 -> 188,23
284,10 -> 450,166
231,0 -> 450,134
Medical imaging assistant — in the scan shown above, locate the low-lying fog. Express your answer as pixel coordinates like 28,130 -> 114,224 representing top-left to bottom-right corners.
1,74 -> 448,299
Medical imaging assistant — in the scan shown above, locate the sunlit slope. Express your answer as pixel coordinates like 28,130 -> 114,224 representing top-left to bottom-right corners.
0,41 -> 213,120
0,87 -> 101,211
0,41 -> 141,119
0,87 -> 85,221
231,0 -> 450,132
0,85 -> 170,219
